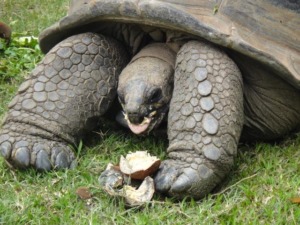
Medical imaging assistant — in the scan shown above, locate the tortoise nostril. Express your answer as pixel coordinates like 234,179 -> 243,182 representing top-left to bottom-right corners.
127,112 -> 144,124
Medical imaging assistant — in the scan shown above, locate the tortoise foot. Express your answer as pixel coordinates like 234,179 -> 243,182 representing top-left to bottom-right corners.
155,151 -> 221,199
0,123 -> 76,170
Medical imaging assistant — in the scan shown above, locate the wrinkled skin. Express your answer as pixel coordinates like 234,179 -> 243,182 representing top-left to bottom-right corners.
1,29 -> 300,199
117,43 -> 175,135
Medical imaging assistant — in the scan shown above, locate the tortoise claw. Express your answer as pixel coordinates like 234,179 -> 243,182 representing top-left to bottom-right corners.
155,160 -> 197,198
13,147 -> 30,168
154,161 -> 179,194
154,157 -> 221,199
36,149 -> 52,171
0,130 -> 76,171
0,141 -> 12,159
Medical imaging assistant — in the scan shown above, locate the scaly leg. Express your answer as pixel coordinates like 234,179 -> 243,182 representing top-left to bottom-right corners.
155,41 -> 244,199
0,33 -> 128,170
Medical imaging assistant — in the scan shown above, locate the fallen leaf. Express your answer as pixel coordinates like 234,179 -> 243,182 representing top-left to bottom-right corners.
290,197 -> 300,204
76,187 -> 92,200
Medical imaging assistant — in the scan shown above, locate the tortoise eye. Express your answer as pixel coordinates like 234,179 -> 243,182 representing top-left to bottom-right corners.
148,88 -> 162,104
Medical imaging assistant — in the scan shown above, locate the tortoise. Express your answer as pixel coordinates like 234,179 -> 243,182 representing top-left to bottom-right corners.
0,0 -> 299,199
0,21 -> 12,46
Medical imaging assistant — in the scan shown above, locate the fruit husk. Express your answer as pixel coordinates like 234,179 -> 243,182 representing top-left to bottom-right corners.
98,163 -> 124,194
99,151 -> 160,207
122,176 -> 155,206
119,151 -> 161,180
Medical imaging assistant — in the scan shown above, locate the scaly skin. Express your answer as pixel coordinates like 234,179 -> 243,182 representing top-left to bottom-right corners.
155,41 -> 244,199
0,32 -> 128,170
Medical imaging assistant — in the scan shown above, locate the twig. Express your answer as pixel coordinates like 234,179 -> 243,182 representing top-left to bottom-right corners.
175,209 -> 191,219
210,173 -> 258,197
4,160 -> 18,180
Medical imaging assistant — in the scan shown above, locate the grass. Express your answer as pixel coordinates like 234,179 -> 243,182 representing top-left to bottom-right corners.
0,0 -> 300,224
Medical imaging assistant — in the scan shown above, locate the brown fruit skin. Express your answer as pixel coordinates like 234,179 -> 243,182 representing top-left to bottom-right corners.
0,21 -> 12,45
126,160 -> 161,180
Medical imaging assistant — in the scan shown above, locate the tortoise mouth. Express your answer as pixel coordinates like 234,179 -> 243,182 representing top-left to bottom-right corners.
126,114 -> 153,135
124,107 -> 168,135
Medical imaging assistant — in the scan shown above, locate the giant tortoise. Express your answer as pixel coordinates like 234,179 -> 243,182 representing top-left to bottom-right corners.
0,0 -> 299,199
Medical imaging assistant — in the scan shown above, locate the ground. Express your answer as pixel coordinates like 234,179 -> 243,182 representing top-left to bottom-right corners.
0,0 -> 300,224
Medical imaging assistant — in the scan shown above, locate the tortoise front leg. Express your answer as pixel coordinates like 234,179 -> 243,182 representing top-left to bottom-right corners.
155,41 -> 244,199
0,32 -> 128,170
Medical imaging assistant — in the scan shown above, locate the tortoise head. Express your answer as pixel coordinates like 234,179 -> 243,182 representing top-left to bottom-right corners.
0,21 -> 11,46
117,43 -> 175,135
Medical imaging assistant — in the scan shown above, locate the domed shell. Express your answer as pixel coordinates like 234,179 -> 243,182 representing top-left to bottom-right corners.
39,0 -> 300,88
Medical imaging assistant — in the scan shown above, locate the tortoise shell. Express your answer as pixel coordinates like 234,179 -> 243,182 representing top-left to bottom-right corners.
39,0 -> 300,88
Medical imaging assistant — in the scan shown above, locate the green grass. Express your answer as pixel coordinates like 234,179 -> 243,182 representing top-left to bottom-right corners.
1,0 -> 300,224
